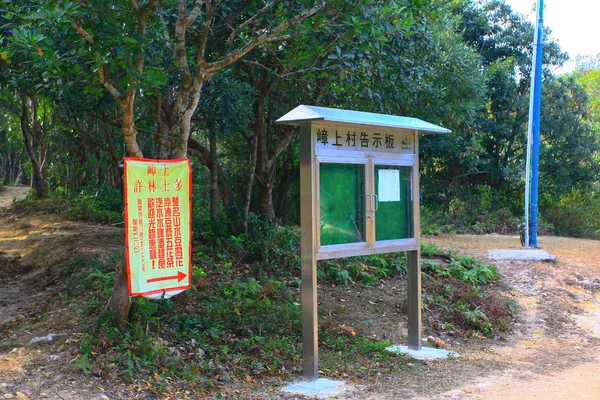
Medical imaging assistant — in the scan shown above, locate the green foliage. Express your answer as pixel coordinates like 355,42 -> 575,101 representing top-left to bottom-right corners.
78,268 -> 372,388
421,245 -> 510,337
462,307 -> 493,335
319,253 -> 407,287
424,255 -> 499,286
418,0 -> 599,241
72,353 -> 95,376
542,190 -> 600,239
324,262 -> 353,286
1,0 -> 598,240
62,186 -> 123,224
322,331 -> 392,357
421,241 -> 446,258
422,204 -> 522,236
5,0 -> 573,392
244,214 -> 301,275
64,254 -> 120,302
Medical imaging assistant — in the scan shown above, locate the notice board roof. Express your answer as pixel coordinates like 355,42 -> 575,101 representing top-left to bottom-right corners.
275,105 -> 451,134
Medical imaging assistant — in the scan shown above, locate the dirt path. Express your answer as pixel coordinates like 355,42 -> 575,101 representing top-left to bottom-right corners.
0,186 -> 31,209
0,197 -> 125,400
2,196 -> 600,400
0,198 -> 123,327
422,234 -> 600,400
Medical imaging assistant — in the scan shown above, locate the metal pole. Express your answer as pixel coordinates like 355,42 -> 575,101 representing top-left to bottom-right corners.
299,124 -> 319,381
407,250 -> 422,349
529,0 -> 544,248
407,131 -> 422,349
524,0 -> 543,248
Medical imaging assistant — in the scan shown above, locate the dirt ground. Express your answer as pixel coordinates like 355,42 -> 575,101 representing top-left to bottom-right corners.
0,186 -> 125,399
0,186 -> 31,209
1,185 -> 600,399
419,235 -> 600,400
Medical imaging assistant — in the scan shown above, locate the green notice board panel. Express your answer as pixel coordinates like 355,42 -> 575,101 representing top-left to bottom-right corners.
320,163 -> 366,245
374,166 -> 412,240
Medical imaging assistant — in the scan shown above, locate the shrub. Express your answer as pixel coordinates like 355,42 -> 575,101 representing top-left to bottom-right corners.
62,186 -> 123,224
542,190 -> 600,239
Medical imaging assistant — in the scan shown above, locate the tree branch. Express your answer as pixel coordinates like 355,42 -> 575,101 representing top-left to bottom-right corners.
159,13 -> 173,52
133,0 -> 158,74
129,0 -> 140,12
240,58 -> 319,79
139,0 -> 158,16
270,126 -> 294,162
175,0 -> 193,109
185,0 -> 205,28
226,0 -> 280,46
97,66 -> 124,102
243,63 -> 258,88
198,0 -> 217,60
71,21 -> 94,44
155,133 -> 210,168
206,1 -> 324,73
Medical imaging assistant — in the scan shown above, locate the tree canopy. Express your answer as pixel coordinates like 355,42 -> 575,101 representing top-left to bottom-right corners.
0,0 -> 598,234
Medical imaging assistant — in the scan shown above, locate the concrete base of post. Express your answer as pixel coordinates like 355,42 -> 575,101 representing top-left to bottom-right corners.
281,378 -> 347,398
489,249 -> 556,261
386,345 -> 459,360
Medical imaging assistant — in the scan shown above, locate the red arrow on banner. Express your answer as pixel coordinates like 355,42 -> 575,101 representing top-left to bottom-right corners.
146,271 -> 187,284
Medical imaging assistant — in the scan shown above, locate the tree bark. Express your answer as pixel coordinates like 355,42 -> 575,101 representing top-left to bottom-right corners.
209,129 -> 219,219
153,95 -> 170,159
242,134 -> 258,233
106,260 -> 131,327
0,151 -> 7,185
244,66 -> 295,221
19,94 -> 48,198
169,0 -> 324,159
274,141 -> 298,222
253,89 -> 276,220
77,1 -> 158,327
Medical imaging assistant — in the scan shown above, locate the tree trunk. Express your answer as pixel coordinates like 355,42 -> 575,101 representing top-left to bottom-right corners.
187,137 -> 231,208
209,130 -> 219,219
154,95 -> 171,159
0,151 -> 7,185
257,179 -> 275,220
104,91 -> 139,327
106,260 -> 131,327
19,94 -> 48,198
242,134 -> 258,233
274,142 -> 298,222
101,115 -> 123,191
252,77 -> 277,220
244,66 -> 295,221
252,105 -> 295,222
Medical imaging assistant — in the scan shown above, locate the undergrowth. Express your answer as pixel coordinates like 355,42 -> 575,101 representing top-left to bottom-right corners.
71,220 -> 406,393
420,242 -> 517,337
60,186 -> 123,224
8,187 -> 123,224
421,206 -> 556,238
56,211 -> 515,393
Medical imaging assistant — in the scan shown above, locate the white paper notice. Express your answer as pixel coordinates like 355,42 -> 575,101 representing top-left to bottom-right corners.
378,169 -> 400,202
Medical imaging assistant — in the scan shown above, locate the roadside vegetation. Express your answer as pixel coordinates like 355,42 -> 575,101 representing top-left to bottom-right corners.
11,191 -> 510,395
0,0 -> 598,396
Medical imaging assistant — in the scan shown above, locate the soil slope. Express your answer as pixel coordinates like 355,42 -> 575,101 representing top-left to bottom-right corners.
1,188 -> 600,399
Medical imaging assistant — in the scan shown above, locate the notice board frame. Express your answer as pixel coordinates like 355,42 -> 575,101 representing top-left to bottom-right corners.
277,106 -> 450,381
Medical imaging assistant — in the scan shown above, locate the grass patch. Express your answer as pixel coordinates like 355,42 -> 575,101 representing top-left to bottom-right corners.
51,212 -> 516,393
421,249 -> 515,337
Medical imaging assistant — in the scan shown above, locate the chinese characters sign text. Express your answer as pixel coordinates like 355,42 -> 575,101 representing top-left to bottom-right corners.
124,158 -> 192,297
314,126 -> 414,153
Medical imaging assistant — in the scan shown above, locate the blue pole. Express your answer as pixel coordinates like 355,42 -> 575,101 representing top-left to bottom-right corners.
529,0 -> 544,248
